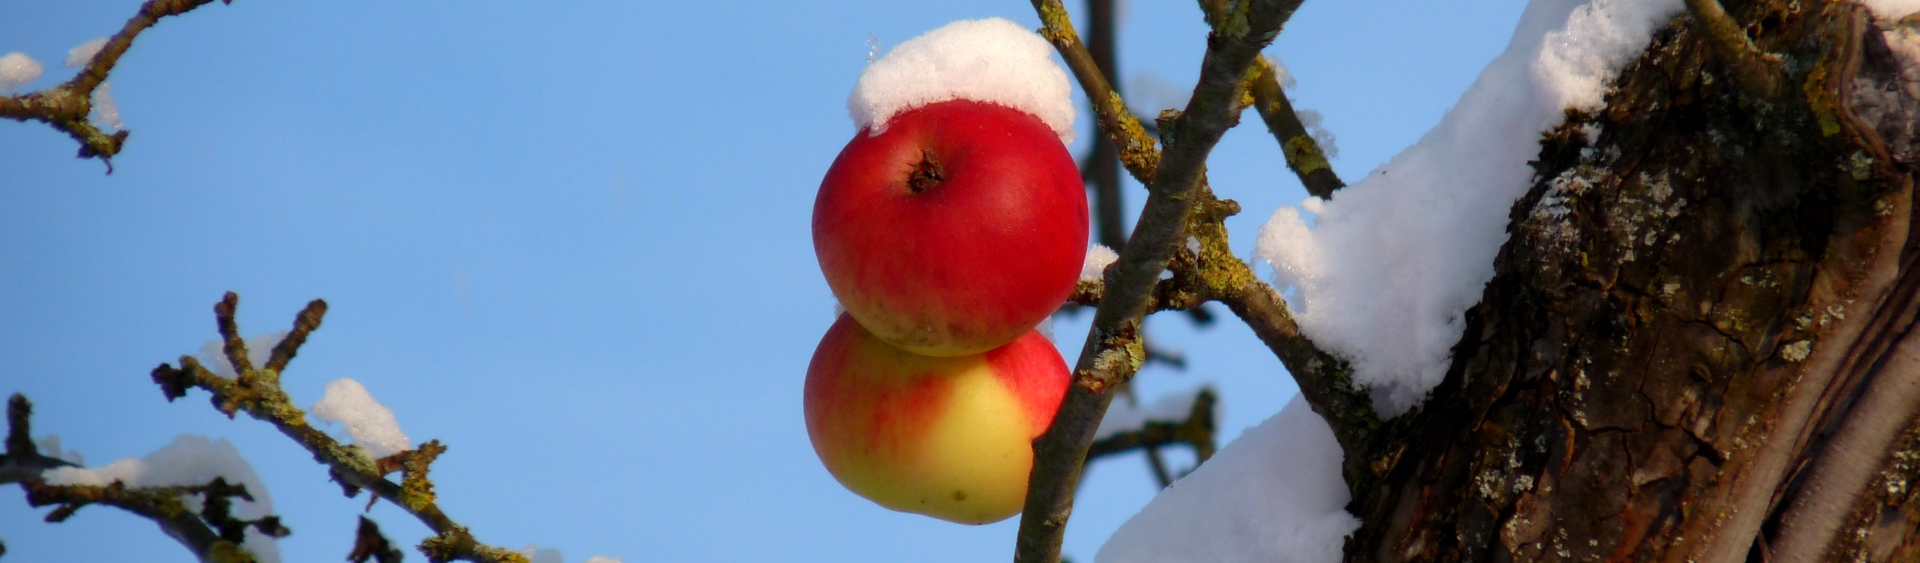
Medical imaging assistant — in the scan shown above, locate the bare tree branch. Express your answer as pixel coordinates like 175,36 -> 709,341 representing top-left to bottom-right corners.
1083,0 -> 1128,253
0,0 -> 232,169
1087,387 -> 1218,489
1248,57 -> 1345,199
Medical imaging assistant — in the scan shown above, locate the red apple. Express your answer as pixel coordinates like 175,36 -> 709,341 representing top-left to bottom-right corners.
814,99 -> 1088,357
804,313 -> 1070,524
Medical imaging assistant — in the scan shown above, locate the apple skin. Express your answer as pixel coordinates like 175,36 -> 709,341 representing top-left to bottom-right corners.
804,313 -> 1070,524
814,99 -> 1089,357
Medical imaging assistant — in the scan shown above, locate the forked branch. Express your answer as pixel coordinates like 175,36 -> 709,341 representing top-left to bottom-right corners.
150,293 -> 529,563
5,394 -> 288,563
1016,0 -> 1308,560
1087,387 -> 1219,488
0,0 -> 231,168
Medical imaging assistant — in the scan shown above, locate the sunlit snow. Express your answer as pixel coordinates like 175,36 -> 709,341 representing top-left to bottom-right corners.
1255,0 -> 1684,416
1104,0 -> 1694,560
1097,397 -> 1355,563
1082,244 -> 1119,282
0,52 -> 42,92
847,18 -> 1076,143
311,378 -> 412,458
43,435 -> 282,563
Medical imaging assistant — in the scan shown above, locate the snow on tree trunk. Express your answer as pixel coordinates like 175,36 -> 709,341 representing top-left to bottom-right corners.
1342,2 -> 1920,561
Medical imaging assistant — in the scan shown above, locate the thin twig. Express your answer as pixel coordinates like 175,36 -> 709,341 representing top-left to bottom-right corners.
1084,0 -> 1128,252
1087,388 -> 1219,485
1016,1 -> 1304,560
0,395 -> 75,485
350,516 -> 406,563
1248,57 -> 1345,198
0,0 -> 231,169
1045,0 -> 1378,471
1684,0 -> 1783,99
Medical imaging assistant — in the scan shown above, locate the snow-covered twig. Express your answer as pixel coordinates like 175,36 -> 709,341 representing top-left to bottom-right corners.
0,395 -> 75,484
4,395 -> 287,563
0,0 -> 233,170
23,478 -> 277,562
150,293 -> 529,563
1248,57 -> 1346,199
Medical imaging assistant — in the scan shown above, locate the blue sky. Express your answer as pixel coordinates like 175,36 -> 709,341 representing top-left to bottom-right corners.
0,1 -> 1523,561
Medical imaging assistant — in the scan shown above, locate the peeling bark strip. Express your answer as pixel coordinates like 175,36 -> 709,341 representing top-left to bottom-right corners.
1342,2 -> 1920,562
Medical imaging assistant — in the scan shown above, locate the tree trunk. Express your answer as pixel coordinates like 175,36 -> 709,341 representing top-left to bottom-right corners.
1344,2 -> 1920,561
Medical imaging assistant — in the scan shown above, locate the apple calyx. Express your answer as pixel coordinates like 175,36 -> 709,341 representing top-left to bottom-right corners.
907,149 -> 944,194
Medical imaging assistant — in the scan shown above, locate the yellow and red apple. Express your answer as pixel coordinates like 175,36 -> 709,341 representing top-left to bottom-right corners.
813,99 -> 1089,357
804,314 -> 1070,524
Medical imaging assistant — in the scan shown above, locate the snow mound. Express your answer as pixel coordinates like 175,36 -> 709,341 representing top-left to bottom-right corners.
65,38 -> 106,68
0,52 -> 42,92
1096,396 -> 1356,563
848,18 -> 1075,143
1255,0 -> 1683,416
1082,245 -> 1119,282
311,378 -> 412,458
196,332 -> 288,377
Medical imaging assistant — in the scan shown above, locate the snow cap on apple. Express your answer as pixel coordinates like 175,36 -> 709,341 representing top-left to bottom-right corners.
817,17 -> 1089,357
849,17 -> 1076,143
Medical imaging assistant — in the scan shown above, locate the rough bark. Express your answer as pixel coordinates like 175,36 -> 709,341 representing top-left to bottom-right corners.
1343,2 -> 1920,561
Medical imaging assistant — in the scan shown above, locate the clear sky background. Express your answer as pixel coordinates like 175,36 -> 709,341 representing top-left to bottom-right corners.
0,1 -> 1523,561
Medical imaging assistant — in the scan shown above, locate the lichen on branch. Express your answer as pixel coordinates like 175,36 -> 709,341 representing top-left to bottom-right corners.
149,293 -> 529,563
1014,0 -> 1324,561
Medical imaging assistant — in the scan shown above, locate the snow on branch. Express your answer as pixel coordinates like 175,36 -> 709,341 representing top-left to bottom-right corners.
3,395 -> 288,563
1,395 -> 76,485
1249,56 -> 1345,199
42,435 -> 287,563
1255,0 -> 1685,416
311,378 -> 413,459
0,0 -> 233,170
147,292 -> 531,563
